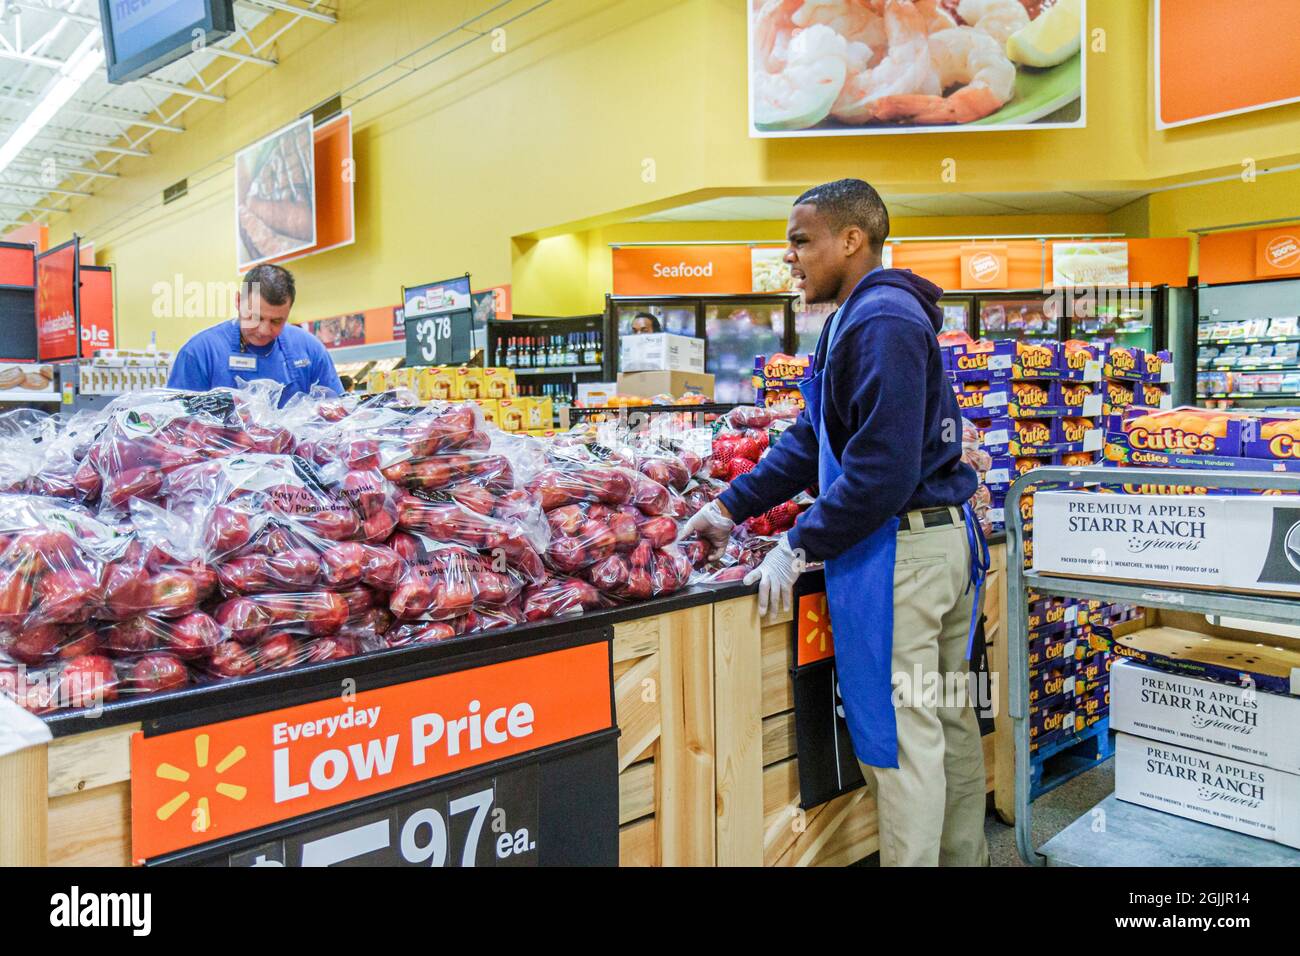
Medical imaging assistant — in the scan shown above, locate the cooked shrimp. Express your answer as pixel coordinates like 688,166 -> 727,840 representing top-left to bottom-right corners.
958,0 -> 1030,45
752,2 -> 852,131
830,0 -> 940,124
870,25 -> 1015,124
915,0 -> 958,32
793,0 -> 887,58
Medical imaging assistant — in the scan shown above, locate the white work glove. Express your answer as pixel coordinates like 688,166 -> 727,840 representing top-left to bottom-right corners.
744,534 -> 803,619
678,500 -> 735,560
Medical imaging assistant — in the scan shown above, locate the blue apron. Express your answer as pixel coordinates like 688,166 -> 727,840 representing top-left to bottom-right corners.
800,305 -> 901,769
801,308 -> 989,770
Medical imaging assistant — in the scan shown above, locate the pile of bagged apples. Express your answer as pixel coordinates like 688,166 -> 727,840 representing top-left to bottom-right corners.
0,384 -> 791,714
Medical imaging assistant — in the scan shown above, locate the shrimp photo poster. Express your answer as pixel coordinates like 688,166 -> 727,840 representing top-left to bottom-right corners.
235,116 -> 317,270
749,0 -> 1086,136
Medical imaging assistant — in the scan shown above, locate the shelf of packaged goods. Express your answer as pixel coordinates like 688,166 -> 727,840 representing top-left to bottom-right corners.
1022,572 -> 1300,627
0,394 -> 59,403
1201,392 -> 1300,400
512,365 -> 604,376
1199,364 -> 1300,372
1198,335 -> 1300,347
1039,794 -> 1300,867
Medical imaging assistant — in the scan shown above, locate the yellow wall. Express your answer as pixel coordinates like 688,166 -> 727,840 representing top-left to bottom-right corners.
44,0 -> 1300,348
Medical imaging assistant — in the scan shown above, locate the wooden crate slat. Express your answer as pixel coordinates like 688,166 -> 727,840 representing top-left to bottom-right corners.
0,745 -> 46,866
47,722 -> 138,799
761,621 -> 793,718
618,816 -> 656,867
656,604 -> 716,867
613,619 -> 661,663
47,781 -> 130,867
713,596 -> 764,867
774,788 -> 868,867
614,652 -> 661,772
619,758 -> 655,826
762,711 -> 796,767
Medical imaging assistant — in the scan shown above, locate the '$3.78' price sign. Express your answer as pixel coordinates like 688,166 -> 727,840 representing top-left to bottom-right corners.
202,765 -> 540,868
408,310 -> 471,367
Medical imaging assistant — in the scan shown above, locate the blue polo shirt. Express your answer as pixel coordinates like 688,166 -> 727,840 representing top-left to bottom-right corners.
167,320 -> 342,406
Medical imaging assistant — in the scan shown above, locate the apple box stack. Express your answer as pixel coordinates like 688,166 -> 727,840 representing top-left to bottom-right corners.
1109,634 -> 1300,851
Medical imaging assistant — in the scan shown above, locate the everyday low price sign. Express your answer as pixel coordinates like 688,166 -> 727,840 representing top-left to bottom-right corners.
130,641 -> 613,862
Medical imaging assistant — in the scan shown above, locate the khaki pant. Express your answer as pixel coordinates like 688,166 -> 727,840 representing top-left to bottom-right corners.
856,511 -> 990,867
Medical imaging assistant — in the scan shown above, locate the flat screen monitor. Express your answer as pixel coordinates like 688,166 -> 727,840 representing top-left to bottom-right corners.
99,0 -> 236,84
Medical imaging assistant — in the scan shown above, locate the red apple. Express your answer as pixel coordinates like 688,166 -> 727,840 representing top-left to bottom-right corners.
167,612 -> 223,660
62,654 -> 118,708
303,508 -> 361,541
587,555 -> 629,594
217,555 -> 271,595
35,570 -> 101,625
306,592 -> 349,637
4,624 -> 62,664
131,653 -> 189,693
149,571 -> 199,617
215,597 -> 271,644
0,566 -> 33,627
360,545 -> 403,590
322,542 -> 365,589
624,567 -> 653,600
210,640 -> 257,678
57,627 -> 101,660
362,508 -> 398,543
640,516 -> 678,549
105,467 -> 164,508
205,506 -> 253,555
258,633 -> 301,670
306,633 -> 361,662
546,537 -> 588,573
267,548 -> 320,589
103,616 -> 163,657
609,512 -> 639,551
390,580 -> 435,620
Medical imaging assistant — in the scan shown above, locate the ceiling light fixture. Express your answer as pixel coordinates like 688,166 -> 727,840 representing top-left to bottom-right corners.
0,29 -> 105,184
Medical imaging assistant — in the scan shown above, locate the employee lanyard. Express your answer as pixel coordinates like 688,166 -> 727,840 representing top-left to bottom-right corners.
963,501 -> 991,660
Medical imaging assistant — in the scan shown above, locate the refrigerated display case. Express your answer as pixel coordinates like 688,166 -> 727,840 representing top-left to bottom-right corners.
976,294 -> 1062,341
605,293 -> 799,404
1191,276 -> 1300,408
939,296 -> 973,335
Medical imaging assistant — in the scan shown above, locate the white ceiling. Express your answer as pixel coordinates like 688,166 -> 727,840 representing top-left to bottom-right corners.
631,190 -> 1149,222
0,0 -> 335,231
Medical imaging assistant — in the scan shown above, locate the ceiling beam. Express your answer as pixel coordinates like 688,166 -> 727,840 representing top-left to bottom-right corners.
132,77 -> 226,103
0,180 -> 91,198
10,3 -> 98,26
6,160 -> 116,179
66,105 -> 184,133
39,135 -> 149,157
0,47 -> 61,70
0,200 -> 65,214
204,46 -> 277,67
237,0 -> 337,25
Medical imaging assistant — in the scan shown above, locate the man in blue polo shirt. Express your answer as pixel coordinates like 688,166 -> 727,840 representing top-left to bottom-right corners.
168,264 -> 342,405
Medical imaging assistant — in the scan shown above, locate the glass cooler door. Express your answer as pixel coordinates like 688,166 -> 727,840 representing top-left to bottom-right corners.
704,299 -> 787,404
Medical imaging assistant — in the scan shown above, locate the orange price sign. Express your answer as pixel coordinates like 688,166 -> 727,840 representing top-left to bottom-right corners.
130,641 -> 612,862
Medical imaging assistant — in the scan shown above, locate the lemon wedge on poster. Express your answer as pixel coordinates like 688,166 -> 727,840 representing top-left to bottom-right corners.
1007,0 -> 1082,68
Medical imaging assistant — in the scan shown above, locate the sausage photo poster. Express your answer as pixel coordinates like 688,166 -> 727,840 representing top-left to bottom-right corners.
235,116 -> 317,270
748,0 -> 1086,137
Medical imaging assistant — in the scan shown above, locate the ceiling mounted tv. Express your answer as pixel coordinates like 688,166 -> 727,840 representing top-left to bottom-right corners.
99,0 -> 236,85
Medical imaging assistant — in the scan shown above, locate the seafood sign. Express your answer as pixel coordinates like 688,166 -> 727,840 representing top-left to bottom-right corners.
748,0 -> 1085,136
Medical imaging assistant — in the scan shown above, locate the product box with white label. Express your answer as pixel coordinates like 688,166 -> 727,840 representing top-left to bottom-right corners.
1115,733 -> 1300,849
1112,659 -> 1300,774
1032,491 -> 1300,596
619,333 -> 704,373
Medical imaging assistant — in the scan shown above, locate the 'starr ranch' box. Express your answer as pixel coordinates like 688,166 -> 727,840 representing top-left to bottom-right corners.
1112,659 -> 1300,773
1115,733 -> 1300,850
1034,491 -> 1300,596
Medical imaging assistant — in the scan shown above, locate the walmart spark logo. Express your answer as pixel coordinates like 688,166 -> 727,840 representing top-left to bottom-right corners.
153,734 -> 248,834
798,593 -> 835,664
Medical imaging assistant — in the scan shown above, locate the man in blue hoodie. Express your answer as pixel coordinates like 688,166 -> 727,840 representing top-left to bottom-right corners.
683,179 -> 987,867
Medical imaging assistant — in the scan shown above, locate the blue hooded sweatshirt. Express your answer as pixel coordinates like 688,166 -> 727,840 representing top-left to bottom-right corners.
719,268 -> 977,562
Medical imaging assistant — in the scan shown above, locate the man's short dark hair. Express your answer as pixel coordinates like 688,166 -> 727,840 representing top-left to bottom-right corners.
632,312 -> 662,332
242,264 -> 296,306
795,179 -> 890,252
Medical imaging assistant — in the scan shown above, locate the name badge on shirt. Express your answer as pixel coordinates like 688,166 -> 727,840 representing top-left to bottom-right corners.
229,355 -> 257,371
292,358 -> 310,368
